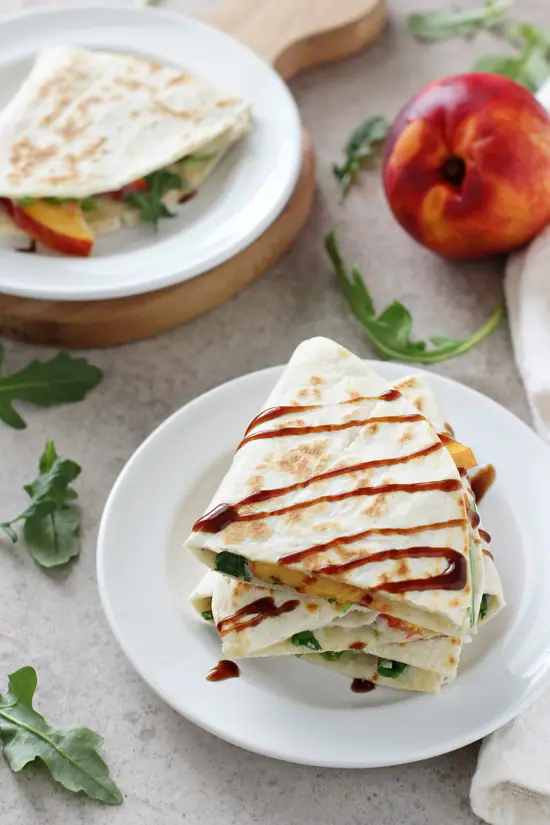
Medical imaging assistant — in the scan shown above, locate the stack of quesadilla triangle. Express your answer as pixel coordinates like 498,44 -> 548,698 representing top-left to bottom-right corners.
185,338 -> 504,693
0,46 -> 251,255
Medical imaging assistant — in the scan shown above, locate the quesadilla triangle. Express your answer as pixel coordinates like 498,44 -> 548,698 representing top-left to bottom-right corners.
190,571 -> 462,693
185,336 -> 479,636
393,374 -> 505,627
0,46 -> 251,256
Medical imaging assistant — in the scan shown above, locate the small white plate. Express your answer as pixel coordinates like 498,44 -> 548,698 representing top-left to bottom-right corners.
0,6 -> 301,301
97,363 -> 550,768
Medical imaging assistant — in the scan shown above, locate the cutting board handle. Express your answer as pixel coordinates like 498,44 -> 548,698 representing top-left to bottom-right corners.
204,0 -> 386,79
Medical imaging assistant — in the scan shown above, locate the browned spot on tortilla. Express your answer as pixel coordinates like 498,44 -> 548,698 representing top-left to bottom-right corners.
247,474 -> 264,493
395,377 -> 416,391
416,397 -> 425,413
448,655 -> 457,665
146,61 -> 162,72
306,602 -> 319,613
276,439 -> 330,480
284,509 -> 305,525
115,76 -> 155,93
297,388 -> 310,400
130,110 -> 139,118
398,427 -> 415,445
336,347 -> 349,359
363,422 -> 380,436
216,97 -> 237,108
396,559 -> 410,578
378,571 -> 391,584
76,96 -> 102,116
168,73 -> 193,86
451,637 -> 461,645
153,101 -> 204,122
40,95 -> 72,127
232,580 -> 249,599
55,116 -> 88,141
346,389 -> 363,400
449,597 -> 461,608
316,521 -> 341,533
353,471 -> 375,490
223,520 -> 271,543
9,138 -> 58,180
362,493 -> 387,519
371,673 -> 378,681
398,642 -> 406,648
309,376 -> 323,386
463,585 -> 471,595
282,418 -> 306,429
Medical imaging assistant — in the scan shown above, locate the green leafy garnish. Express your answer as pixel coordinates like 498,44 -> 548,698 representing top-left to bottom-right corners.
201,610 -> 214,622
332,116 -> 388,198
214,551 -> 251,582
123,168 -> 182,228
0,440 -> 82,568
290,631 -> 322,651
479,594 -> 489,620
321,651 -> 344,661
326,229 -> 504,364
377,659 -> 408,679
409,2 -> 550,92
338,602 -> 352,612
80,197 -> 98,212
16,197 -> 35,206
0,667 -> 122,804
408,0 -> 515,42
0,346 -> 103,430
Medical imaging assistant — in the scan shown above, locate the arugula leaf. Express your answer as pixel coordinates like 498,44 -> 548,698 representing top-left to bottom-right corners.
290,631 -> 322,651
408,0 -> 515,42
123,168 -> 182,228
0,440 -> 82,568
333,116 -> 388,198
377,659 -> 408,678
0,347 -> 102,430
321,651 -> 344,661
326,230 -> 504,364
0,667 -> 122,804
214,551 -> 251,582
479,594 -> 489,620
337,602 -> 352,612
201,610 -> 214,622
16,197 -> 35,206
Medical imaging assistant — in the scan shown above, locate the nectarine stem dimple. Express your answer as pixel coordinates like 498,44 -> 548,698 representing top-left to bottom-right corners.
441,156 -> 466,187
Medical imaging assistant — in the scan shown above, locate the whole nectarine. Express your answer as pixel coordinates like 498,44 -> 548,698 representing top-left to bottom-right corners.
383,73 -> 550,259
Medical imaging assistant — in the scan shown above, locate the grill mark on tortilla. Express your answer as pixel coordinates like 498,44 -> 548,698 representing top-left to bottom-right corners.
279,518 -> 467,566
9,138 -> 58,180
316,546 -> 468,593
193,477 -> 459,534
243,389 -> 401,437
152,101 -> 204,121
216,596 -> 300,636
238,414 -> 425,451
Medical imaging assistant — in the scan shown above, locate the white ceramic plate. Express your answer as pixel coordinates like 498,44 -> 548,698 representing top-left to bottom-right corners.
97,363 -> 550,768
0,6 -> 301,301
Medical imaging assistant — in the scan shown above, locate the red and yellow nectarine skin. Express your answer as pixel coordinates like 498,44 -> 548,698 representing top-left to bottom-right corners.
383,73 -> 550,259
2,198 -> 94,256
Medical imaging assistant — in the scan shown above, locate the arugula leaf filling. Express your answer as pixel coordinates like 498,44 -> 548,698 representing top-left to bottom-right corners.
290,631 -> 322,651
214,551 -> 251,582
377,659 -> 408,679
201,610 -> 214,622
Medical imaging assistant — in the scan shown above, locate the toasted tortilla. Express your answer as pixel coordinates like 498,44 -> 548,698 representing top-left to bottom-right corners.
186,337 -> 473,636
0,46 -> 251,199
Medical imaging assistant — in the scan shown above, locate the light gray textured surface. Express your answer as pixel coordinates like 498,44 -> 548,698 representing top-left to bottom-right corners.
0,0 -> 539,822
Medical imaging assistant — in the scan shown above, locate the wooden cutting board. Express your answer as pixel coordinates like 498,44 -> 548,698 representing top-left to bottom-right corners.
0,0 -> 386,348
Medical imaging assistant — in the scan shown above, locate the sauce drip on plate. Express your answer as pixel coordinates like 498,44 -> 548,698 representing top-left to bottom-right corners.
351,678 -> 376,693
206,660 -> 240,682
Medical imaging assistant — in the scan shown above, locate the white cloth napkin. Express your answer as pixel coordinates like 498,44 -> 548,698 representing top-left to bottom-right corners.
470,79 -> 550,825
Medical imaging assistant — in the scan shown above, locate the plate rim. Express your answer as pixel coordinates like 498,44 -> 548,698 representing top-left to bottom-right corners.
0,4 -> 302,301
97,361 -> 550,767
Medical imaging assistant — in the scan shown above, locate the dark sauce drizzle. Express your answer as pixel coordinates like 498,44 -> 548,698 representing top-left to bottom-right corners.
471,465 -> 496,503
17,239 -> 37,254
206,660 -> 240,682
351,678 -> 376,693
216,596 -> 300,636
